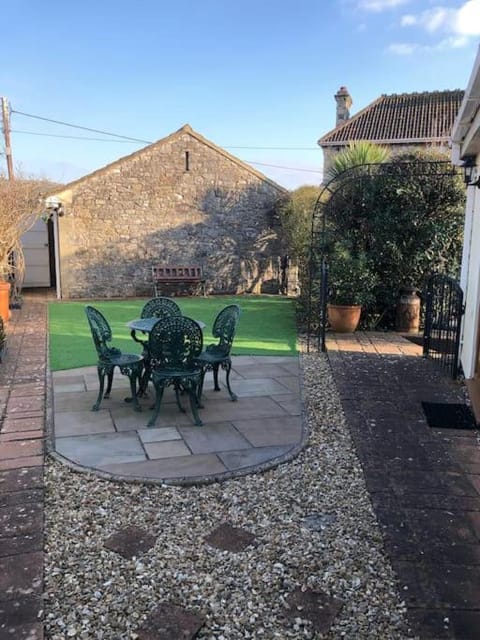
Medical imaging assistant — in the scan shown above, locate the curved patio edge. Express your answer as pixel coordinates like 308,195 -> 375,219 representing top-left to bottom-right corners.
46,354 -> 308,486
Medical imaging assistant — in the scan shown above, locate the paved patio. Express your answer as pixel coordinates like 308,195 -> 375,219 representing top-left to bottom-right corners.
49,356 -> 305,484
2,292 -> 480,638
326,332 -> 480,639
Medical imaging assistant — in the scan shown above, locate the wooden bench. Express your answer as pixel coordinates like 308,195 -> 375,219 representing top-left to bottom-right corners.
152,265 -> 206,296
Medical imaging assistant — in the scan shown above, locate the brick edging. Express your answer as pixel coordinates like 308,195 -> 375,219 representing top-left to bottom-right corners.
0,293 -> 48,640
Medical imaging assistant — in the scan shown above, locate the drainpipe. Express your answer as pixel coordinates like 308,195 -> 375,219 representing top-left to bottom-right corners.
53,210 -> 62,299
44,196 -> 63,299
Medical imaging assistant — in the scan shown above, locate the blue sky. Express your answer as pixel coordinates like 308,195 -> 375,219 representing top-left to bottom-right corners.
1,0 -> 479,189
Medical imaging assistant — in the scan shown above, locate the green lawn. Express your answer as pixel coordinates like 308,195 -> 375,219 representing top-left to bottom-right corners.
48,295 -> 298,371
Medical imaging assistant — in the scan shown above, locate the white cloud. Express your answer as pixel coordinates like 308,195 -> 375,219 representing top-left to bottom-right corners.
399,1 -> 480,39
358,0 -> 410,10
455,0 -> 480,35
387,42 -> 418,54
400,14 -> 417,25
388,33 -> 470,56
431,34 -> 470,48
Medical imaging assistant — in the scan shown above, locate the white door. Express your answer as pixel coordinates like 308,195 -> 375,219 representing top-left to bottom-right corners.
21,219 -> 51,287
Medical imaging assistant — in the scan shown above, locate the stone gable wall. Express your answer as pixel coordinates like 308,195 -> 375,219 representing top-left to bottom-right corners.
54,132 -> 286,298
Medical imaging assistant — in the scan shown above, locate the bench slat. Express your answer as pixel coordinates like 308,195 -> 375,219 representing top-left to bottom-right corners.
152,265 -> 205,296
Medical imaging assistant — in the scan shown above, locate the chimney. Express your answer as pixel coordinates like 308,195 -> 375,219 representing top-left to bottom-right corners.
335,86 -> 352,126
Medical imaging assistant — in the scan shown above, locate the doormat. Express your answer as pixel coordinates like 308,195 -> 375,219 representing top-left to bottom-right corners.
421,402 -> 477,430
404,335 -> 423,347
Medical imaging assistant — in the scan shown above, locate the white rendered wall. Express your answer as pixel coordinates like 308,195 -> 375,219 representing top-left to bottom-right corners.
460,174 -> 480,378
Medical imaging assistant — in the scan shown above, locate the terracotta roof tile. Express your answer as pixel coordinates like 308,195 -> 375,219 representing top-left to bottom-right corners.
319,90 -> 464,146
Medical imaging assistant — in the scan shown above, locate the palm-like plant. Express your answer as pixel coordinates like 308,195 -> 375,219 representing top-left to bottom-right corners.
325,141 -> 391,183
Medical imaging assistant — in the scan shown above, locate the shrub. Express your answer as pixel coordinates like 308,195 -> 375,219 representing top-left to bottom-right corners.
321,148 -> 465,328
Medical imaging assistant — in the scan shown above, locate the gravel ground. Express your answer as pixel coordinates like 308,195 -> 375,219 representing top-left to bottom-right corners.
44,352 -> 417,639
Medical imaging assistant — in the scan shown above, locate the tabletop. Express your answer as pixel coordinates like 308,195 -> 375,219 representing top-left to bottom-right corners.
127,317 -> 206,332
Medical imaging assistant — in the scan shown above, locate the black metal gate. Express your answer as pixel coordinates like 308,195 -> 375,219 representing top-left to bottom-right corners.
306,257 -> 329,353
423,274 -> 464,379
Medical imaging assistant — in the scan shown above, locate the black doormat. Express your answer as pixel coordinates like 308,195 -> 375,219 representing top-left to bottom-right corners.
421,402 -> 477,430
404,335 -> 423,347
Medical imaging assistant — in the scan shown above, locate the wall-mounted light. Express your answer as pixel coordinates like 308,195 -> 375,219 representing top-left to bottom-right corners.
462,156 -> 480,188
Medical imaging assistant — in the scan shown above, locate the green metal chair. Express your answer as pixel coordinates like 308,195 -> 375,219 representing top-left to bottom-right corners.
147,315 -> 204,427
85,305 -> 144,412
196,304 -> 241,401
132,297 -> 182,348
133,297 -> 183,393
141,297 -> 181,320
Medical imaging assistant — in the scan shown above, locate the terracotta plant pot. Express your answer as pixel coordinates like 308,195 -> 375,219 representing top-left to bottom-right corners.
327,304 -> 361,333
0,281 -> 11,323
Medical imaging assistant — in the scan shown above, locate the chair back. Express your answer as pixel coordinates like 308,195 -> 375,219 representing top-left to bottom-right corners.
148,315 -> 203,371
211,304 -> 241,356
85,305 -> 121,361
141,297 -> 182,320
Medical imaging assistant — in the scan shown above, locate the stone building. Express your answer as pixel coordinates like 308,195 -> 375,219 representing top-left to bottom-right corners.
318,87 -> 464,176
45,125 -> 288,299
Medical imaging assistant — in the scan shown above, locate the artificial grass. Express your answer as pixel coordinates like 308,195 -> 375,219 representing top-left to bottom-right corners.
48,295 -> 298,371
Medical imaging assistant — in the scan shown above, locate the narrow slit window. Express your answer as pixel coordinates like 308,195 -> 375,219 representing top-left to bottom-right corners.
185,151 -> 190,171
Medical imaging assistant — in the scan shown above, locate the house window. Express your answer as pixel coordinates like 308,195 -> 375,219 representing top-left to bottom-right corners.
185,151 -> 190,171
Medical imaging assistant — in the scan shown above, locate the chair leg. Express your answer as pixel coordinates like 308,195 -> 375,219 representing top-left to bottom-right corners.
139,359 -> 151,397
92,366 -> 106,411
104,370 -> 114,398
147,383 -> 165,427
174,383 -> 186,413
212,363 -> 221,391
128,374 -> 142,412
188,386 -> 203,426
225,360 -> 237,401
197,369 -> 206,405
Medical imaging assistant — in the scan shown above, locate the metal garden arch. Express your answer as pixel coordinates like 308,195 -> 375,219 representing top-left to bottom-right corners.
306,160 -> 461,353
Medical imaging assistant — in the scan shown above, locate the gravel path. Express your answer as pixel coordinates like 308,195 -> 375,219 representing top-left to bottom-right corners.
44,352 -> 417,639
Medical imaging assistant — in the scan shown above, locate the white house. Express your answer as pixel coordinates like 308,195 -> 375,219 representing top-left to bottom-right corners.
451,45 -> 480,418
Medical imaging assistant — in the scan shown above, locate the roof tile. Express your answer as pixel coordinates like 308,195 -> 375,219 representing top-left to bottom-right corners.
319,90 -> 464,145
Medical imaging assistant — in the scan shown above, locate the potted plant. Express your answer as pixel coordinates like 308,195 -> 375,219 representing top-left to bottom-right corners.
327,245 -> 377,332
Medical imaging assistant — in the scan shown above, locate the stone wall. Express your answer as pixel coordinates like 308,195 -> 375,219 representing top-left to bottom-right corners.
53,128 -> 286,299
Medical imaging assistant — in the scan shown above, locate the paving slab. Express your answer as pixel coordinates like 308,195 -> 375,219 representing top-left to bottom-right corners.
55,432 -> 146,467
53,390 -> 101,412
229,377 -> 295,397
137,427 -> 181,444
218,445 -> 294,470
99,453 -> 228,480
233,415 -> 302,447
232,363 -> 297,378
54,410 -> 116,437
178,422 -> 252,454
144,440 -> 192,459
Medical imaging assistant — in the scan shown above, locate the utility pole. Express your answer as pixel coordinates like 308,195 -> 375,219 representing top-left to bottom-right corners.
1,97 -> 14,181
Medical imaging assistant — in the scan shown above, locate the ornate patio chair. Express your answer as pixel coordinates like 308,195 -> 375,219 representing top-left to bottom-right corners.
132,297 -> 182,348
133,297 -> 183,393
147,315 -> 204,427
85,305 -> 144,412
196,304 -> 241,402
141,296 -> 182,320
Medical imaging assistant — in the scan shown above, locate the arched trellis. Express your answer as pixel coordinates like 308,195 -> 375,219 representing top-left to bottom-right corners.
306,160 -> 461,352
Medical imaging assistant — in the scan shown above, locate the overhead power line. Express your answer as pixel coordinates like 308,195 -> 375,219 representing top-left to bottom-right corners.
11,109 -> 152,144
13,128 -> 320,152
10,107 -> 323,173
12,129 -> 139,142
247,161 -> 321,174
